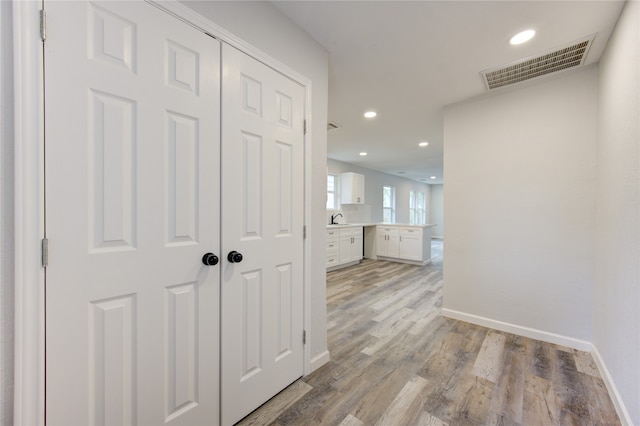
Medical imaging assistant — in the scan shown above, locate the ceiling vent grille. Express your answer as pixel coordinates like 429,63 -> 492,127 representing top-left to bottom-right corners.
481,35 -> 595,90
327,122 -> 341,131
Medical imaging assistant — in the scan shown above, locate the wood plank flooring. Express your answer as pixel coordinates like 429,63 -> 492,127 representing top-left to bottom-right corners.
237,241 -> 620,425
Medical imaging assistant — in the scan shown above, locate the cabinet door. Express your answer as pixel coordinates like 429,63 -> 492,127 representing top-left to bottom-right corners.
353,173 -> 365,204
387,232 -> 400,258
399,228 -> 423,261
351,233 -> 363,261
399,234 -> 421,261
339,235 -> 353,264
340,172 -> 365,204
376,230 -> 388,256
377,227 -> 399,257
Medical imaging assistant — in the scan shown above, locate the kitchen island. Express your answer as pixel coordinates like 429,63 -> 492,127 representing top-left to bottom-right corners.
368,223 -> 435,265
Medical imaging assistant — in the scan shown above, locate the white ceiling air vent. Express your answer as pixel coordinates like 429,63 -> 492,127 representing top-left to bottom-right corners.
327,122 -> 341,131
481,35 -> 595,91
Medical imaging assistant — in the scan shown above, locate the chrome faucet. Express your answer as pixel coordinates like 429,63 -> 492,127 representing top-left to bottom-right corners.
330,213 -> 343,225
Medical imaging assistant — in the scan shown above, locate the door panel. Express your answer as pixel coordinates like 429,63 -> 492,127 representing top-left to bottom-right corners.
45,1 -> 220,424
221,44 -> 305,425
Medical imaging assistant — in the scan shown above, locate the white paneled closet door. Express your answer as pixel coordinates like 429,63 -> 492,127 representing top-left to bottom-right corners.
44,1 -> 221,424
220,44 -> 305,425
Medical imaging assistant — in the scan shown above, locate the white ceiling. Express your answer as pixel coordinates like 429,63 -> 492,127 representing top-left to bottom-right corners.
272,0 -> 625,184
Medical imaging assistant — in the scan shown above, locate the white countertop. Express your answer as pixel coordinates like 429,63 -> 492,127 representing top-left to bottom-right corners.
376,223 -> 436,228
327,223 -> 435,229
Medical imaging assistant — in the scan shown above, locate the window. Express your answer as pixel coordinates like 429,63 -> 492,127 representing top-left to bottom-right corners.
327,174 -> 338,209
410,191 -> 426,224
383,185 -> 395,223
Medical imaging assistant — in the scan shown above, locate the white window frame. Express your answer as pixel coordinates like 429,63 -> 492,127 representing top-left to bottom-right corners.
383,185 -> 396,223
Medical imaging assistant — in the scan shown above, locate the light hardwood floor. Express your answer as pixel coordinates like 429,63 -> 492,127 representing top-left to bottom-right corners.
237,241 -> 620,425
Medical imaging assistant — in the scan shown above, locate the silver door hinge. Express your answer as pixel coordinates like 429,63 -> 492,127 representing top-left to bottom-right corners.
40,10 -> 46,42
41,238 -> 49,267
303,330 -> 306,345
303,225 -> 306,240
303,120 -> 307,135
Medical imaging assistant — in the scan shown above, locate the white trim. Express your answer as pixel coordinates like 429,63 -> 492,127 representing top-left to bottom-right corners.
13,0 -> 45,424
590,344 -> 633,425
309,350 -> 331,373
441,308 -> 592,351
375,256 -> 431,267
326,260 -> 360,272
303,91 -> 313,375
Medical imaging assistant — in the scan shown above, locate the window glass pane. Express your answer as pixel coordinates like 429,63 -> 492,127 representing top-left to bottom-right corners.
327,174 -> 338,209
327,193 -> 335,209
383,185 -> 395,222
327,175 -> 335,192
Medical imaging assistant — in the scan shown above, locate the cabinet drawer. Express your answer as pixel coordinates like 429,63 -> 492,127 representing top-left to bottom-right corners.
377,227 -> 399,236
326,238 -> 339,251
326,255 -> 339,268
327,229 -> 339,238
399,227 -> 422,237
340,227 -> 362,237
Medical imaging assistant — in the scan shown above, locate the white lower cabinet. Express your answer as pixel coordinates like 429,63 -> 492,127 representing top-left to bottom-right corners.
376,227 -> 400,258
398,228 -> 422,261
340,227 -> 363,264
327,226 -> 363,269
326,229 -> 340,268
376,225 -> 431,264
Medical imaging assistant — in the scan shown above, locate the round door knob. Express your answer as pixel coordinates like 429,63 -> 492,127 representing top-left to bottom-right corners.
227,251 -> 243,263
202,253 -> 219,266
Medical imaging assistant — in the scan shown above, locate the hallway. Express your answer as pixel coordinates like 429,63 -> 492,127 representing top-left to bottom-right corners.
239,241 -> 619,425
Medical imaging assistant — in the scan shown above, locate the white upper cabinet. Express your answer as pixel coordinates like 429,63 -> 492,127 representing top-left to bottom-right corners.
340,172 -> 365,204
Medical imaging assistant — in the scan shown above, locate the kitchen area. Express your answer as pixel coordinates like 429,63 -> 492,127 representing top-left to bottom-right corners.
326,159 -> 443,272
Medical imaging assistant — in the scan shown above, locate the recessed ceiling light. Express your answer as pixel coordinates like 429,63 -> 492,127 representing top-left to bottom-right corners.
419,142 -> 429,147
364,111 -> 377,118
359,152 -> 367,156
510,29 -> 536,45
430,176 -> 437,180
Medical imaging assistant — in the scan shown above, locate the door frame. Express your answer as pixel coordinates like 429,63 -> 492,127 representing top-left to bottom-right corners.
12,1 -> 315,423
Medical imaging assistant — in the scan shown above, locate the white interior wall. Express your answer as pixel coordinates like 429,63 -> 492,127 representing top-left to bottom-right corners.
180,1 -> 330,368
595,0 -> 640,423
442,66 -> 598,343
0,1 -> 14,423
429,184 -> 444,238
327,158 -> 433,224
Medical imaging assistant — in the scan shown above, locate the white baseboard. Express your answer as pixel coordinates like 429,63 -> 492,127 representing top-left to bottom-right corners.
376,256 -> 430,266
309,350 -> 330,374
441,308 -> 591,351
590,344 -> 633,425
